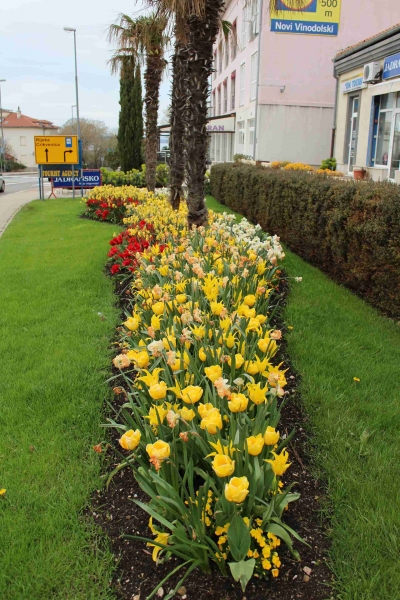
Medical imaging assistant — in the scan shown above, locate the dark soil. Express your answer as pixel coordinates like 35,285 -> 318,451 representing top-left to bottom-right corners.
90,274 -> 334,600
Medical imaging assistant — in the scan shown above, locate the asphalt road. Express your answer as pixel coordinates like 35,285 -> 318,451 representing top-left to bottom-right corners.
1,173 -> 50,195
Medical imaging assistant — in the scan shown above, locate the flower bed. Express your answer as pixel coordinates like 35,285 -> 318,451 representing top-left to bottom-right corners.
83,186 -> 168,224
99,192 -> 308,596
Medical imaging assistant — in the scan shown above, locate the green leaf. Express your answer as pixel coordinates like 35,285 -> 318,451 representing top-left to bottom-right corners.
227,514 -> 250,562
228,559 -> 255,592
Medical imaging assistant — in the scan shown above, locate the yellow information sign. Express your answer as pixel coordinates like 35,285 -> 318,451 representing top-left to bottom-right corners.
271,0 -> 341,36
34,135 -> 79,165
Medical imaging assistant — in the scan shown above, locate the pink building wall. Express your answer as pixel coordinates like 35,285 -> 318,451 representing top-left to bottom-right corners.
258,1 -> 400,108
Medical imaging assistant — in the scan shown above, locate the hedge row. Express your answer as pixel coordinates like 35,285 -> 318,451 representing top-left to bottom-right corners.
210,163 -> 400,318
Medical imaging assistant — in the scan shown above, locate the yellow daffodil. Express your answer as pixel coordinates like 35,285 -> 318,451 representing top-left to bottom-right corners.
224,476 -> 249,503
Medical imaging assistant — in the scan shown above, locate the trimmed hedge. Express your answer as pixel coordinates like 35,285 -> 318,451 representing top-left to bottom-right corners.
210,163 -> 400,318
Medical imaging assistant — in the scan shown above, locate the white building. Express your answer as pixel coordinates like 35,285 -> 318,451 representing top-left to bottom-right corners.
1,108 -> 58,168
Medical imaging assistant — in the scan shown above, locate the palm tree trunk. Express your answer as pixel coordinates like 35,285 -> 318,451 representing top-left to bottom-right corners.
169,37 -> 188,211
144,54 -> 165,192
184,0 -> 224,227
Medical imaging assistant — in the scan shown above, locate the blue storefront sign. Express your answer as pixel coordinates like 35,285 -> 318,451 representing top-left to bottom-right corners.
52,170 -> 102,189
271,19 -> 338,36
383,52 -> 400,80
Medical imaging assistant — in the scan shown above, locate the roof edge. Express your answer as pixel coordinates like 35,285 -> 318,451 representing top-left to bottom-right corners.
334,24 -> 400,61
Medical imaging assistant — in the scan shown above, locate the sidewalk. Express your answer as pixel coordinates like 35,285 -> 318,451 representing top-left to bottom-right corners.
0,188 -> 39,237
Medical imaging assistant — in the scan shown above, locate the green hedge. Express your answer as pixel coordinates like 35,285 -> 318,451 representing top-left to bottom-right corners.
210,163 -> 400,318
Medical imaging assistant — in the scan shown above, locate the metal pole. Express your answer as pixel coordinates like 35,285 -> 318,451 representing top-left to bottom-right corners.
72,31 -> 84,198
39,165 -> 42,200
252,0 -> 264,161
72,164 -> 75,198
41,165 -> 45,201
0,80 -> 5,173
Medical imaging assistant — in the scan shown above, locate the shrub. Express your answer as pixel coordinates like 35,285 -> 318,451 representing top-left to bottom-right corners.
4,159 -> 26,171
270,161 -> 290,169
320,157 -> 337,171
283,163 -> 314,172
210,163 -> 400,318
233,153 -> 253,162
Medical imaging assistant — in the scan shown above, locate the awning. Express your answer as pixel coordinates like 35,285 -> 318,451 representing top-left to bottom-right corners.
371,77 -> 400,96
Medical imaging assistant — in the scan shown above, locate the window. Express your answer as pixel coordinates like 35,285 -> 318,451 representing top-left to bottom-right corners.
218,87 -> 222,115
239,63 -> 245,106
231,20 -> 237,60
248,118 -> 255,149
212,91 -> 216,117
216,135 -> 221,162
238,121 -> 245,148
219,42 -> 223,74
213,51 -> 217,80
224,36 -> 229,68
372,92 -> 400,179
223,79 -> 228,113
250,52 -> 258,101
20,136 -> 26,146
251,0 -> 260,38
231,72 -> 236,110
242,6 -> 247,49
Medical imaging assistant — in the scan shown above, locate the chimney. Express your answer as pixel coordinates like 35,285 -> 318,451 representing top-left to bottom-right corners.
17,106 -> 21,119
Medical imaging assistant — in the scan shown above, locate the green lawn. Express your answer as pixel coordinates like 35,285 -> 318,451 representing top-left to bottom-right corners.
0,199 -> 119,599
207,195 -> 400,600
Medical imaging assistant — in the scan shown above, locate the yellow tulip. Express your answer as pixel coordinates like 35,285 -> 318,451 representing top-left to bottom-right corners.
176,294 -> 187,304
210,301 -> 225,316
228,393 -> 248,412
181,385 -> 203,404
151,315 -> 162,330
127,350 -> 150,369
228,353 -> 245,369
246,434 -> 264,456
199,347 -> 207,362
146,440 -> 171,460
146,405 -> 168,427
244,294 -> 256,307
119,429 -> 141,451
180,406 -> 195,421
264,426 -> 280,446
224,333 -> 236,349
256,314 -> 267,325
124,316 -> 140,331
212,454 -> 235,478
158,265 -> 169,277
224,476 -> 249,503
246,318 -> 262,333
152,301 -> 165,316
149,381 -> 168,400
258,338 -> 278,356
200,408 -> 223,434
247,382 -> 268,405
265,449 -> 291,476
198,402 -> 214,419
204,365 -> 223,383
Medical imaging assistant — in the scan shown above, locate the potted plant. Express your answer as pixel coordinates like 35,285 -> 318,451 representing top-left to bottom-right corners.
353,166 -> 366,180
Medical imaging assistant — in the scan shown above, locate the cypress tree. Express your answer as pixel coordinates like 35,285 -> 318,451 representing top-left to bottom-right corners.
117,57 -> 143,171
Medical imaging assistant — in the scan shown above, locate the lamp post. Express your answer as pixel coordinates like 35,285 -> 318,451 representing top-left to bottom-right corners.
64,27 -> 82,196
0,79 -> 6,173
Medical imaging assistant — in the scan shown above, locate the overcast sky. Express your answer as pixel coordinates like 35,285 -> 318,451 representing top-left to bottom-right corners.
1,0 -> 172,130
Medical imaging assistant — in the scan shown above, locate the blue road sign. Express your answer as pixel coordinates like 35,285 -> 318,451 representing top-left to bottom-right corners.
52,169 -> 102,189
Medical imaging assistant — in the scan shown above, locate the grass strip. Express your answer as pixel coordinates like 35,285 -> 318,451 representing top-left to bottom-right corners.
0,199 -> 119,600
206,194 -> 400,599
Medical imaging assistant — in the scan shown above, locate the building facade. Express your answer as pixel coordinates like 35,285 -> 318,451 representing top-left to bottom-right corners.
333,25 -> 400,181
209,0 -> 399,166
1,108 -> 58,168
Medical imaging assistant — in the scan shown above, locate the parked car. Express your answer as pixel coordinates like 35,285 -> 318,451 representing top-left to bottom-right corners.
0,175 -> 5,193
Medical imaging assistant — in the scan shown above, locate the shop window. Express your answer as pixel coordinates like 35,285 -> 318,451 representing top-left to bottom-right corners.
344,95 -> 360,172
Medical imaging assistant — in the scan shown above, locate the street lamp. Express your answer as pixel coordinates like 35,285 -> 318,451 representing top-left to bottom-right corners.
0,79 -> 6,173
64,27 -> 82,195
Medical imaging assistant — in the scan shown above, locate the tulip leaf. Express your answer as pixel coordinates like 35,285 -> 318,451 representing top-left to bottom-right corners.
227,514 -> 251,562
228,559 -> 255,591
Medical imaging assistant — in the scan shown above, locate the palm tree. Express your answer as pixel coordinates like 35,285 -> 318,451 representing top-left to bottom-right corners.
109,13 -> 168,192
169,15 -> 189,211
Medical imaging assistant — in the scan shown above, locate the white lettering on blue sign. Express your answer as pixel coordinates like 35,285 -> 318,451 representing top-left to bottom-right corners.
383,52 -> 400,80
